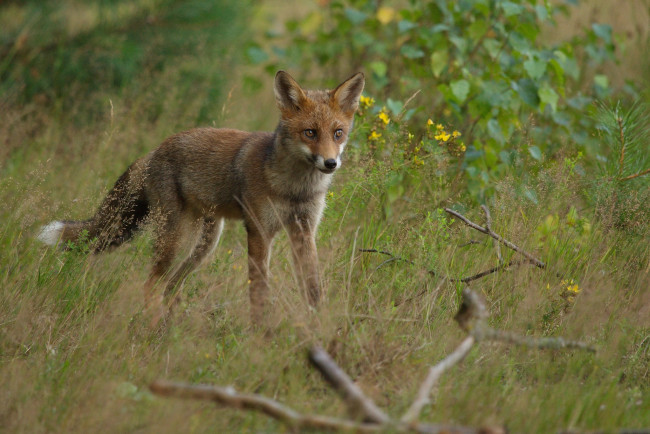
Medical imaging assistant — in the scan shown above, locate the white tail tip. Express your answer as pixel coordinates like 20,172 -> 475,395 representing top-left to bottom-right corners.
37,221 -> 65,246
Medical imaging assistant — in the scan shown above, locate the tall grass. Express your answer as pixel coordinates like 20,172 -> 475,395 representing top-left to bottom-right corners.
1,1 -> 649,433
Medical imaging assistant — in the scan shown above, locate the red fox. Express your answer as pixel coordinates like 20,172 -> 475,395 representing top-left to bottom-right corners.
37,71 -> 365,324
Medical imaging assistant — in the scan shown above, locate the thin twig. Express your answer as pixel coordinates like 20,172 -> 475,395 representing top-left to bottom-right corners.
359,249 -> 537,284
620,166 -> 650,181
309,345 -> 390,424
359,248 -> 415,265
444,208 -> 546,268
481,205 -> 502,264
458,259 -> 537,283
401,336 -> 476,423
458,240 -> 481,248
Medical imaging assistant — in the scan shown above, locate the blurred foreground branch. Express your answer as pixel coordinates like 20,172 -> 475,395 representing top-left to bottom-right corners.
151,289 -> 593,432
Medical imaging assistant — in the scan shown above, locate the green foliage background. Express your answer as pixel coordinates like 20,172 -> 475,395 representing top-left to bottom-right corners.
1,0 -> 649,433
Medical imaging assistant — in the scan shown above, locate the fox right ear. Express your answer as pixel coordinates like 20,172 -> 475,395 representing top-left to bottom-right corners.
274,71 -> 307,111
331,72 -> 365,114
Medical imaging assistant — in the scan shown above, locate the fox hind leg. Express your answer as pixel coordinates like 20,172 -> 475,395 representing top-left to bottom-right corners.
164,216 -> 224,302
143,204 -> 184,324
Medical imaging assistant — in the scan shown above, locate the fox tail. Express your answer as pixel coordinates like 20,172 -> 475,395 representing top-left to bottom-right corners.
37,161 -> 149,252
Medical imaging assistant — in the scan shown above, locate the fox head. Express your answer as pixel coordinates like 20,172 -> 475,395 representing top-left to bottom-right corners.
274,71 -> 365,174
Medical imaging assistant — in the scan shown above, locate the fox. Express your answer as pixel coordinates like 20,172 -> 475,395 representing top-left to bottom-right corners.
37,71 -> 365,325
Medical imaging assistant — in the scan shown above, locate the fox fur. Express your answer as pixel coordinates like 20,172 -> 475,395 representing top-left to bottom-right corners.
38,71 -> 365,324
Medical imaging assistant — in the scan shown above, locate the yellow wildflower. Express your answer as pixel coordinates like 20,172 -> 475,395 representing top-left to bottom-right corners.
434,132 -> 451,142
360,95 -> 375,108
328,191 -> 334,198
427,119 -> 434,126
368,130 -> 382,140
376,7 -> 395,24
378,110 -> 390,125
452,130 -> 461,138
436,123 -> 444,130
567,284 -> 580,294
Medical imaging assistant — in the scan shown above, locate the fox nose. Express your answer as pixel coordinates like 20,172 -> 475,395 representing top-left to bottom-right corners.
324,159 -> 337,170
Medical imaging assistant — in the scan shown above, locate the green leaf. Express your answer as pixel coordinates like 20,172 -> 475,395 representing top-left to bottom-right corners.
386,98 -> 403,115
538,86 -> 559,112
524,58 -> 546,80
528,145 -> 542,161
430,51 -> 448,77
592,23 -> 612,44
398,20 -> 417,33
515,79 -> 540,107
487,119 -> 505,144
501,2 -> 524,17
246,46 -> 268,64
344,8 -> 367,24
401,45 -> 425,59
468,20 -> 489,41
450,79 -> 470,103
594,74 -> 609,89
369,61 -> 387,78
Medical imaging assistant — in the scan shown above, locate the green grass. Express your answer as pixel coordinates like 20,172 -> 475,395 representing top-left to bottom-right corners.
1,1 -> 649,433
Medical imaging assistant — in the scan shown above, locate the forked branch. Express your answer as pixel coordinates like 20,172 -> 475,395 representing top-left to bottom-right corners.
151,288 -> 592,433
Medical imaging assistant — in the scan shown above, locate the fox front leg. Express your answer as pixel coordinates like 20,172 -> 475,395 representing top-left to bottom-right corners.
287,216 -> 321,308
246,226 -> 275,325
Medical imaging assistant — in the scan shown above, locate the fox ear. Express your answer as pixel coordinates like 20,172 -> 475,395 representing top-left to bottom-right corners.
331,72 -> 365,113
274,71 -> 307,111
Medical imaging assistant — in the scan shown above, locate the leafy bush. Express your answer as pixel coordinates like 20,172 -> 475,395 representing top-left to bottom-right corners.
252,0 -> 627,201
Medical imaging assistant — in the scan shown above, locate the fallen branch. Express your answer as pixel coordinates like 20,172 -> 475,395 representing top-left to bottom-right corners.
151,287 -> 592,433
309,345 -> 389,424
150,380 -> 479,433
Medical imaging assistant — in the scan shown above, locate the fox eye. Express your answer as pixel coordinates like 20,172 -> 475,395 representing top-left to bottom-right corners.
304,129 -> 316,139
334,129 -> 343,139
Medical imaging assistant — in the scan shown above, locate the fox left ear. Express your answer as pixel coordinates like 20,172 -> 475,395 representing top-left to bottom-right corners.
331,72 -> 365,114
274,71 -> 307,111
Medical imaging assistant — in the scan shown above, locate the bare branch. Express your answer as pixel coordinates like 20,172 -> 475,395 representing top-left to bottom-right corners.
457,259 -> 537,283
476,328 -> 596,352
359,249 -> 537,285
401,336 -> 476,423
309,345 -> 390,424
444,208 -> 546,269
150,380 -> 481,433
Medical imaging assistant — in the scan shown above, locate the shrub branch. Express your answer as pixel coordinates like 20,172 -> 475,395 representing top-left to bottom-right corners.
443,207 -> 546,268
